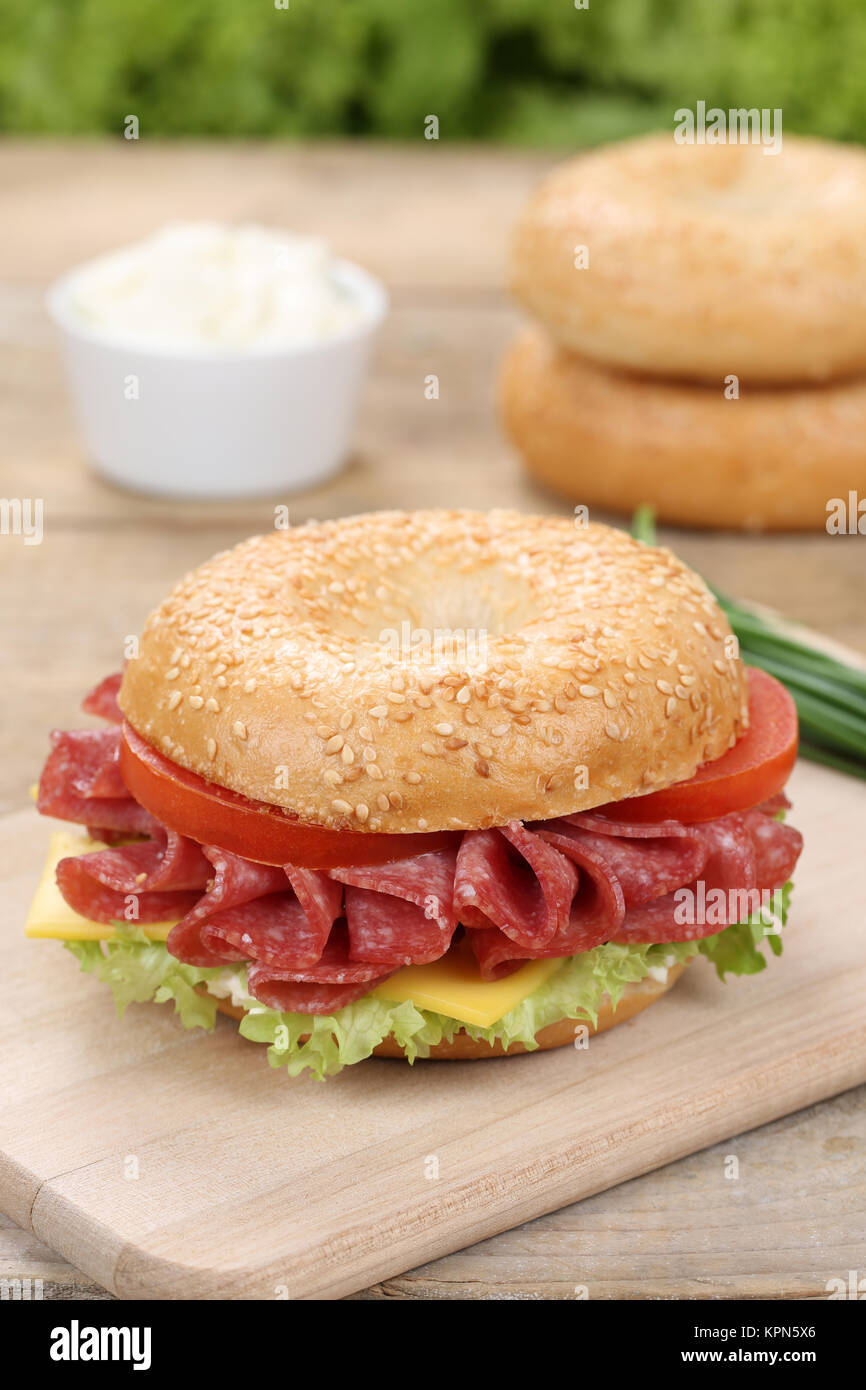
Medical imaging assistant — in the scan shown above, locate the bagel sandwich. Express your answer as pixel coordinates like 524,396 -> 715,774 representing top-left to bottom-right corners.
29,510 -> 803,1077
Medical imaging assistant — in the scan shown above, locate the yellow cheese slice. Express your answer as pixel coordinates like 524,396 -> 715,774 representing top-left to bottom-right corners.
27,836 -> 560,1026
25,832 -> 176,941
372,943 -> 561,1028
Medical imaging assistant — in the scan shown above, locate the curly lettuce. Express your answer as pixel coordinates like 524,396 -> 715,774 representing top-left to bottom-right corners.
64,882 -> 793,1080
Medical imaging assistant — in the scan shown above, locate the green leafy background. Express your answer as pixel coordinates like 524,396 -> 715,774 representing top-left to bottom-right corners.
1,0 -> 863,144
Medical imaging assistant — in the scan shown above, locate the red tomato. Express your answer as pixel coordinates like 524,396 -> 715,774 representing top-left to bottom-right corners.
597,667 -> 798,824
119,723 -> 460,869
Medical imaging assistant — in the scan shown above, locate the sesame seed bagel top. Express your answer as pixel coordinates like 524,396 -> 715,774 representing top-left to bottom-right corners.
118,510 -> 749,834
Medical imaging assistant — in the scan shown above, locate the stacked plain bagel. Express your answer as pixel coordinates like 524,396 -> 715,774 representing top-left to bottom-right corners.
503,133 -> 866,530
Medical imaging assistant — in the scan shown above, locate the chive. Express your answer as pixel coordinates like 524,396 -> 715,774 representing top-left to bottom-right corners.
797,742 -> 866,779
630,503 -> 658,545
629,506 -> 866,779
734,649 -> 866,721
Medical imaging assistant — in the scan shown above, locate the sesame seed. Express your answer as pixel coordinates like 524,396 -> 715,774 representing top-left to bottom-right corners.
579,684 -> 599,697
324,735 -> 344,755
205,697 -> 220,712
166,690 -> 183,711
339,711 -> 353,730
404,771 -> 422,784
165,667 -> 179,681
434,722 -> 453,736
355,803 -> 369,823
376,793 -> 390,812
332,799 -> 353,815
369,705 -> 387,719
420,741 -> 438,756
206,738 -> 217,760
233,721 -> 248,740
341,744 -> 355,764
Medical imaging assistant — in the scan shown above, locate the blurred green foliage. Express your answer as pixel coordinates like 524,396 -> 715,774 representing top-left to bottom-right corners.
1,0 -> 865,144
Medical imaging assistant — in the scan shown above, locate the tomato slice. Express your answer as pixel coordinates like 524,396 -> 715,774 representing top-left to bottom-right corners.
597,667 -> 798,824
119,723 -> 461,869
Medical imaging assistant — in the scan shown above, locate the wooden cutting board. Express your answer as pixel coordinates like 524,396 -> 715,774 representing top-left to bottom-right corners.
0,759 -> 864,1300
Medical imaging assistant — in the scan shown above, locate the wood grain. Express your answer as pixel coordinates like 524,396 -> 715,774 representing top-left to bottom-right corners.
1,140 -> 865,1300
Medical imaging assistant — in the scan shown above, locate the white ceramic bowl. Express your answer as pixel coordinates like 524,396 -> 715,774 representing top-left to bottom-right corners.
46,258 -> 387,499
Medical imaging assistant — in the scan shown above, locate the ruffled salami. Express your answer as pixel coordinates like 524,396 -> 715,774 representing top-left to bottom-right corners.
247,925 -> 393,1013
81,672 -> 124,724
612,808 -> 799,944
38,729 -> 156,836
454,825 -> 578,947
743,808 -> 803,885
202,873 -> 342,971
332,850 -> 457,964
543,816 -> 708,906
56,852 -> 204,925
166,849 -> 288,966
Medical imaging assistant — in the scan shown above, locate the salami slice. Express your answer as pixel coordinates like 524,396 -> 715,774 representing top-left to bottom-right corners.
541,818 -> 707,906
81,672 -> 124,724
38,729 -> 156,836
341,887 -> 452,965
69,831 -> 211,894
247,924 -> 393,1013
612,810 -> 800,945
743,808 -> 803,885
166,848 -> 288,966
568,811 -> 699,838
454,824 -> 578,947
466,829 -> 627,978
202,872 -> 342,970
245,970 -> 392,1016
55,853 -> 203,925
331,849 -> 457,964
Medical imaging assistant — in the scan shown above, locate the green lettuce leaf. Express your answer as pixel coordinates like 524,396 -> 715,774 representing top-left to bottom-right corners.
63,881 -> 793,1079
697,882 -> 791,979
65,933 -> 225,1030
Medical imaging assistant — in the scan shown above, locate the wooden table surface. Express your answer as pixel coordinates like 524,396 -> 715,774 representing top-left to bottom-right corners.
1,140 -> 864,1301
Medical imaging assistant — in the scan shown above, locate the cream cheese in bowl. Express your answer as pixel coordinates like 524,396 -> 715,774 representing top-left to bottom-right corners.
65,223 -> 368,352
47,222 -> 387,497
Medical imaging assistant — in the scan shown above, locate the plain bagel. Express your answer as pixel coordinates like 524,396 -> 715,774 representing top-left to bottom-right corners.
510,133 -> 866,384
501,326 -> 866,531
118,510 -> 747,831
210,963 -> 688,1060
